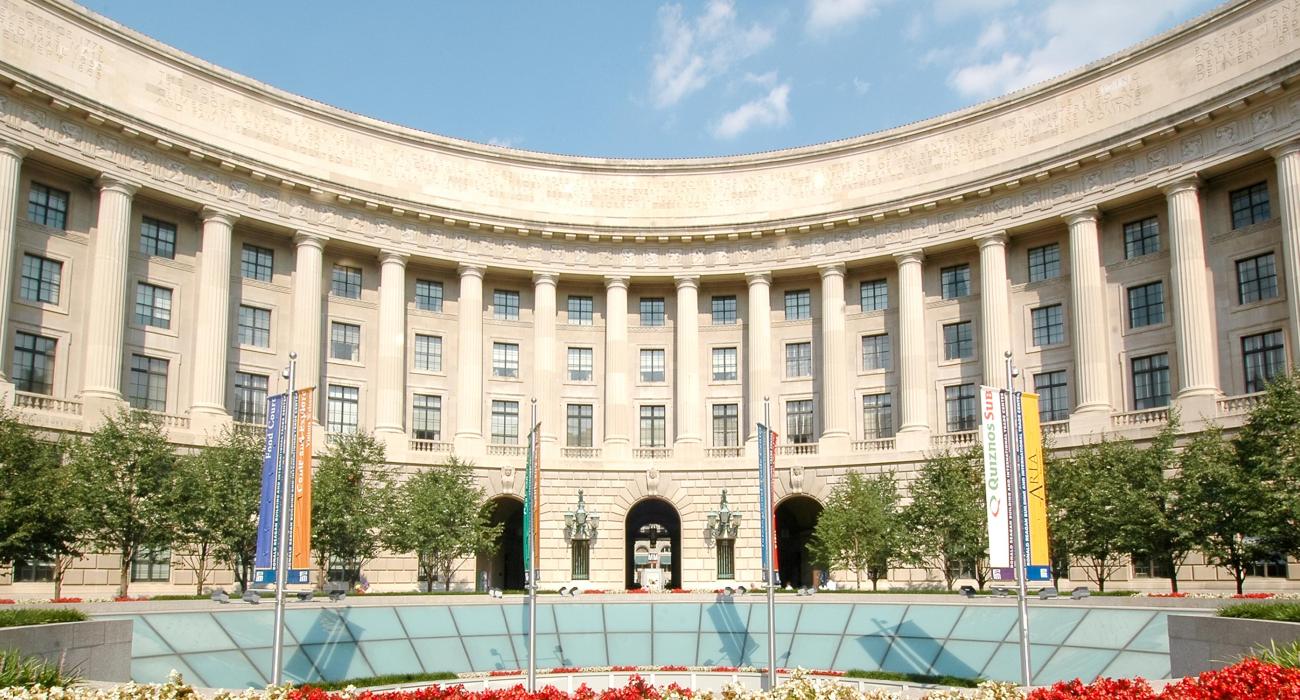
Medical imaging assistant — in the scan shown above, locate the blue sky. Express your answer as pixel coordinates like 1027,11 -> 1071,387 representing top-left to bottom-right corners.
80,0 -> 1220,159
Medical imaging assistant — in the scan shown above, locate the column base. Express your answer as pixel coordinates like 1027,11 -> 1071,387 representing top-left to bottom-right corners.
1068,408 -> 1113,437
0,380 -> 15,408
374,429 -> 409,458
189,409 -> 233,436
1175,391 -> 1220,426
454,433 -> 486,459
81,391 -> 127,427
818,432 -> 850,456
673,439 -> 703,461
894,427 -> 931,452
602,438 -> 631,462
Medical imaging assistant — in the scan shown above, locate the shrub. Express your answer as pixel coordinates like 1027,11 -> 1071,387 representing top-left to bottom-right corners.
1217,601 -> 1300,623
0,649 -> 78,688
1255,640 -> 1300,670
303,671 -> 460,691
0,608 -> 87,628
843,670 -> 981,688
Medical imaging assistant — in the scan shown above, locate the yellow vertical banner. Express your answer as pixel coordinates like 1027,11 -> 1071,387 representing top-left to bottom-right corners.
291,388 -> 314,569
1019,393 -> 1050,569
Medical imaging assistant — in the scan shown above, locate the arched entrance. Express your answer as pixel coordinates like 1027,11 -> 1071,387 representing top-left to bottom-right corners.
775,495 -> 823,588
624,498 -> 681,590
478,496 -> 524,591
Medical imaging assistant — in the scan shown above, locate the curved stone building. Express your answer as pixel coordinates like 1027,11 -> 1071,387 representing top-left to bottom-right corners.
1,0 -> 1298,595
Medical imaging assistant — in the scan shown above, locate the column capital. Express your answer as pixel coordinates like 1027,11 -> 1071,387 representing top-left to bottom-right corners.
1062,206 -> 1100,227
457,262 -> 486,279
745,271 -> 772,286
974,231 -> 1009,248
604,275 -> 629,290
199,206 -> 239,228
893,249 -> 925,266
0,138 -> 31,160
817,262 -> 847,279
1266,139 -> 1300,160
1158,175 -> 1202,197
378,249 -> 409,266
95,173 -> 140,197
293,230 -> 329,250
532,271 -> 560,287
674,274 -> 700,290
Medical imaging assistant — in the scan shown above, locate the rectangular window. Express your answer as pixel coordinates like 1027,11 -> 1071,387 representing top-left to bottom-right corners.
1128,281 -> 1165,328
941,264 -> 971,299
131,546 -> 171,582
1034,370 -> 1069,422
27,183 -> 69,229
331,265 -> 362,298
415,279 -> 444,312
127,354 -> 168,412
414,334 -> 443,372
571,540 -> 590,580
712,403 -> 739,447
711,347 -> 738,381
1237,253 -> 1278,304
784,289 -> 812,320
566,404 -> 594,447
492,342 -> 520,378
1123,217 -> 1160,259
716,539 -> 735,580
233,372 -> 269,424
139,217 -> 177,259
861,333 -> 890,371
19,254 -> 62,305
786,399 -> 815,444
10,559 -> 54,583
860,279 -> 888,311
785,341 -> 813,378
1027,244 -> 1061,282
1132,353 -> 1171,409
567,295 -> 594,325
1243,330 -> 1286,393
413,395 -> 442,441
711,295 -> 737,325
568,347 -> 593,382
943,321 -> 974,360
327,384 -> 360,433
1031,305 -> 1065,347
329,322 -> 361,362
491,400 -> 520,444
237,305 -> 271,348
134,283 -> 173,329
1230,181 -> 1271,229
12,332 -> 56,395
241,244 -> 274,282
493,290 -> 520,320
640,297 -> 665,326
1130,552 -> 1174,580
862,393 -> 894,439
640,348 -> 666,383
639,405 -> 666,447
1247,553 -> 1289,578
945,384 -> 977,432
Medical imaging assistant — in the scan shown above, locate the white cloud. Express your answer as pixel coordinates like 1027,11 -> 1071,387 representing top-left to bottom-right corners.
932,0 -> 1018,19
806,0 -> 879,32
852,77 -> 871,95
743,70 -> 779,87
975,19 -> 1007,51
650,1 -> 775,109
486,136 -> 520,148
713,82 -> 791,139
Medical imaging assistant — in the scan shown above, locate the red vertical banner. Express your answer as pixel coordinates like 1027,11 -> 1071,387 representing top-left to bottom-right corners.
291,388 -> 314,569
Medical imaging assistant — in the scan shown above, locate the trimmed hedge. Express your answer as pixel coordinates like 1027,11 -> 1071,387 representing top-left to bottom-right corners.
1217,601 -> 1300,623
0,608 -> 87,628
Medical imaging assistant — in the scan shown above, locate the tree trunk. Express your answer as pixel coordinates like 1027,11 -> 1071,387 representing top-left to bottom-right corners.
855,570 -> 861,589
1235,566 -> 1246,595
118,561 -> 130,598
1169,575 -> 1179,593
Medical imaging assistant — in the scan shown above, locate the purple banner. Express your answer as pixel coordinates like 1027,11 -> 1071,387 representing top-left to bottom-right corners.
254,394 -> 286,569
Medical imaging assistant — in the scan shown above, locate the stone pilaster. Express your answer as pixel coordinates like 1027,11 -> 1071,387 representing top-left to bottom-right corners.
894,250 -> 929,450
977,233 -> 1011,388
533,272 -> 560,445
291,232 -> 327,424
0,140 -> 29,398
82,175 -> 139,420
454,264 -> 486,457
674,275 -> 702,458
1065,207 -> 1112,433
817,263 -> 849,452
1162,177 -> 1219,419
745,272 -> 772,445
603,276 -> 630,460
374,250 -> 408,435
189,207 -> 238,431
1271,142 -> 1300,368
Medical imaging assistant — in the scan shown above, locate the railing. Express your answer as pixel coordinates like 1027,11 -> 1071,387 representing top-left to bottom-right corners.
409,439 -> 452,453
633,447 -> 673,459
1041,420 -> 1070,436
776,443 -> 818,456
562,447 -> 602,459
1111,407 -> 1170,427
705,446 -> 743,458
487,444 -> 526,457
13,392 -> 83,415
1217,392 -> 1265,416
852,437 -> 896,452
931,430 -> 977,449
150,412 -> 191,430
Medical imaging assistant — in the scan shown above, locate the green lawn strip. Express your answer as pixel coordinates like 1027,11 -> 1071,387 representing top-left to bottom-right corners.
1218,601 -> 1300,623
0,608 -> 87,628
842,669 -> 981,688
302,671 -> 459,690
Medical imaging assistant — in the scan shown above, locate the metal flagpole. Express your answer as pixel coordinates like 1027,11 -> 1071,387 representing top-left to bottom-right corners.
1005,352 -> 1032,688
271,352 -> 297,685
763,397 -> 777,690
527,397 -> 538,693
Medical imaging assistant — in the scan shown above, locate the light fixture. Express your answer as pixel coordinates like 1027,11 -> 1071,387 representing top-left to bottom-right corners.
707,489 -> 742,540
564,489 -> 600,541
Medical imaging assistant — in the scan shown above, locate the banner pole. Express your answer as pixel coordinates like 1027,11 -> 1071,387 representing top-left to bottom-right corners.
527,397 -> 538,693
1005,352 -> 1032,688
763,397 -> 777,690
271,352 -> 297,686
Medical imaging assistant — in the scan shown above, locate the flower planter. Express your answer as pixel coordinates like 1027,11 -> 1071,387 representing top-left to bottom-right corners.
1167,614 -> 1300,677
0,618 -> 132,682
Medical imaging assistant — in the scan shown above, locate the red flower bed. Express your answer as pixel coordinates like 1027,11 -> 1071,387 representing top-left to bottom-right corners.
291,674 -> 690,700
1027,658 -> 1300,699
610,666 -> 638,672
488,670 -> 523,677
547,668 -> 582,675
50,597 -> 83,603
0,599 -> 15,605
1147,592 -> 1187,598
626,589 -> 648,594
656,666 -> 687,672
583,590 -> 605,595
1231,592 -> 1274,599
670,589 -> 689,594
114,595 -> 150,602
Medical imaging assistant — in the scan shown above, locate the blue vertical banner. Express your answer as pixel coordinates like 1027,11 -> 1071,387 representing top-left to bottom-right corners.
757,423 -> 772,582
254,394 -> 286,569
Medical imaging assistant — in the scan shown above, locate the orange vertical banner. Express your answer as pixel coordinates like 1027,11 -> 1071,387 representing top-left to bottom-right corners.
291,388 -> 314,569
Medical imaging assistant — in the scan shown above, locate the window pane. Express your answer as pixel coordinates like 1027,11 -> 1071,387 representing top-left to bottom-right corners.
566,404 -> 594,447
1236,253 -> 1278,304
491,400 -> 520,443
414,334 -> 443,371
640,298 -> 665,326
329,322 -> 361,361
785,342 -> 812,377
944,384 -> 977,432
233,372 -> 269,424
27,183 -> 68,229
1034,371 -> 1069,422
20,254 -> 62,305
331,265 -> 362,298
415,279 -> 444,311
1230,182 -> 1271,229
12,332 -> 56,395
712,403 -> 739,447
862,393 -> 894,439
943,321 -> 973,360
640,349 -> 665,382
639,405 -> 666,447
786,400 -> 814,443
568,347 -> 593,382
1031,305 -> 1064,346
1127,282 -> 1165,328
413,395 -> 442,441
140,217 -> 177,259
237,305 -> 271,347
1027,244 -> 1060,282
241,244 -> 274,282
711,347 -> 737,381
567,296 -> 594,325
1123,217 -> 1160,259
1243,330 -> 1286,393
941,265 -> 971,299
493,290 -> 520,320
862,334 -> 890,370
860,279 -> 888,311
134,283 -> 173,329
711,296 -> 737,325
127,354 -> 168,412
492,342 -> 520,378
327,385 -> 360,433
1132,353 -> 1171,409
784,290 -> 811,320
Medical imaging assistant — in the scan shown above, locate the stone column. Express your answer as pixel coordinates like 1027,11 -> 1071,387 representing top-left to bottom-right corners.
746,272 -> 772,445
1065,208 -> 1111,431
674,275 -> 702,457
894,250 -> 929,450
0,140 -> 29,393
533,272 -> 560,445
455,264 -> 486,457
818,263 -> 850,452
189,207 -> 239,429
291,232 -> 327,423
1271,142 -> 1300,367
82,175 -> 139,418
977,233 -> 1011,388
374,250 -> 409,435
603,276 -> 631,460
1163,177 -> 1219,417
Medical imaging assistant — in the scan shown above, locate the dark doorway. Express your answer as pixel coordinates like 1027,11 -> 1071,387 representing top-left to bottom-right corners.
479,497 -> 524,590
775,496 -> 823,588
624,498 -> 681,590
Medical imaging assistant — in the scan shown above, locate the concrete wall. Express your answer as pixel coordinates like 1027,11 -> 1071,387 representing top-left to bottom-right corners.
0,619 -> 132,682
1168,614 -> 1300,677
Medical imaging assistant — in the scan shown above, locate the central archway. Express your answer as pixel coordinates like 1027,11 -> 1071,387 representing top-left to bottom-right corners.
478,496 -> 524,591
624,498 -> 681,590
775,495 -> 823,588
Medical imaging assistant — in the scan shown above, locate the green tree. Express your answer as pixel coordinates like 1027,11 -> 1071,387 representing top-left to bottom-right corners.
170,427 -> 263,594
312,431 -> 397,587
1233,371 -> 1300,560
1128,418 -> 1194,592
67,410 -> 177,597
901,449 -> 986,590
385,456 -> 502,591
809,471 -> 900,590
0,409 -> 82,598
